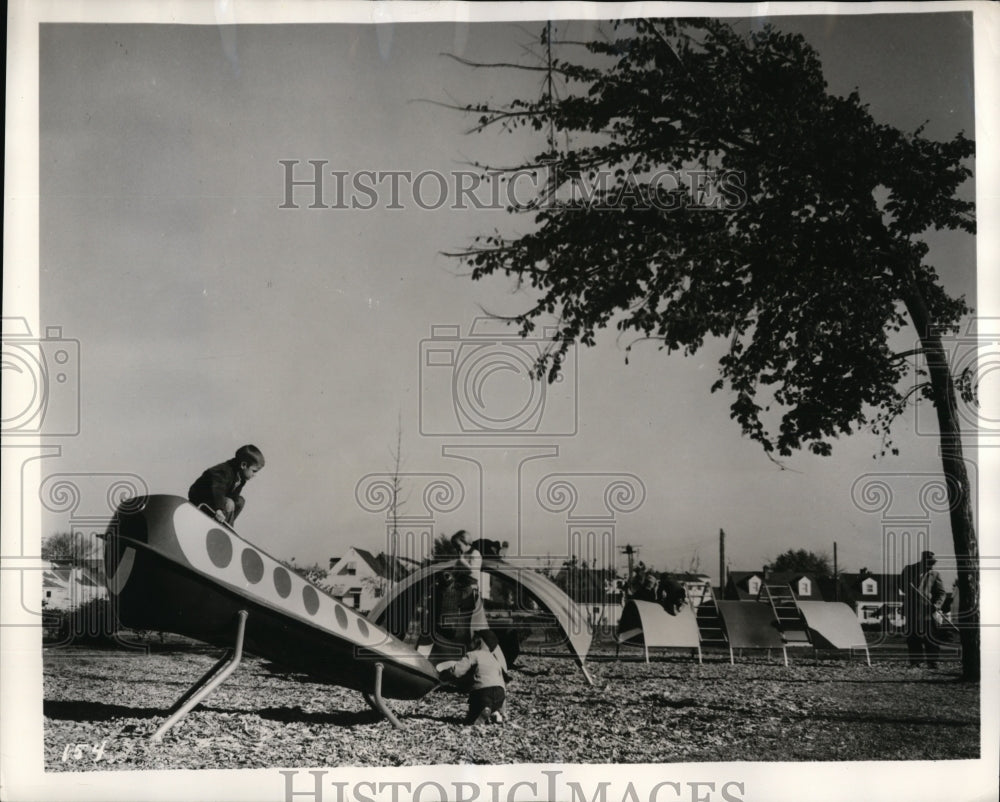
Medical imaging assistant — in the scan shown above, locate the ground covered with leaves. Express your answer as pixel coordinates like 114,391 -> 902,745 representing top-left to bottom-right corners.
43,642 -> 978,770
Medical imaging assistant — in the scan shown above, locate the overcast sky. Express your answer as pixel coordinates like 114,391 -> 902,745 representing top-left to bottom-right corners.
37,11 -> 980,583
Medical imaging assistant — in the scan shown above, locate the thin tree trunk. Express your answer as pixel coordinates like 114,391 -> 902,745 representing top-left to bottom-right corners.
902,281 -> 980,681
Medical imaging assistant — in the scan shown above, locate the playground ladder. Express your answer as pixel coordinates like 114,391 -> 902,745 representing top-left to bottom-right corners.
693,584 -> 733,662
760,583 -> 812,650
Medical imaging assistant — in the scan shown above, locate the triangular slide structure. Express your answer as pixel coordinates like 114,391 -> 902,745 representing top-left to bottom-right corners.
615,600 -> 702,663
796,601 -> 872,665
715,600 -> 787,663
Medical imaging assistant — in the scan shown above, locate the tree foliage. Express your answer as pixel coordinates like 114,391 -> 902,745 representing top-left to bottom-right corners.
459,18 -> 974,458
456,18 -> 979,677
767,548 -> 832,576
42,531 -> 100,565
425,534 -> 456,565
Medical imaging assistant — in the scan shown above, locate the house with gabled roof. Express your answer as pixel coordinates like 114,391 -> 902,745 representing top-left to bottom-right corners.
42,561 -> 107,610
832,571 -> 905,629
327,547 -> 417,613
724,569 -> 827,602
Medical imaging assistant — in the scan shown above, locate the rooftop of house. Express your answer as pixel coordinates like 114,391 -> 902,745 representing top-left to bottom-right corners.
331,547 -> 416,581
832,572 -> 905,603
725,570 -> 827,601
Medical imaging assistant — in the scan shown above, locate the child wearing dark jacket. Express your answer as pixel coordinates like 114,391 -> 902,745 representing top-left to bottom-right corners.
188,445 -> 265,525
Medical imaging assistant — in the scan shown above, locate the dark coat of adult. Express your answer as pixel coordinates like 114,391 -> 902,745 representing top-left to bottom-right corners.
900,557 -> 945,633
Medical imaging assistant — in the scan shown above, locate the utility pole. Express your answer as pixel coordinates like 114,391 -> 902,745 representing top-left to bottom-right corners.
618,544 -> 642,597
719,528 -> 726,594
833,541 -> 839,601
621,544 -> 637,577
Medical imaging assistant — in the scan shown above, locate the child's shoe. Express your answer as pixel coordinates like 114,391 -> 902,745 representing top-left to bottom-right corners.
491,710 -> 504,724
473,707 -> 492,726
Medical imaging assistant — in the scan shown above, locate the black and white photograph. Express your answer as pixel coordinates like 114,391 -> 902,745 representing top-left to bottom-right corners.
2,2 -> 998,801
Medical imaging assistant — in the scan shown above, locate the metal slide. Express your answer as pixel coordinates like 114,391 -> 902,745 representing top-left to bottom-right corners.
615,600 -> 702,663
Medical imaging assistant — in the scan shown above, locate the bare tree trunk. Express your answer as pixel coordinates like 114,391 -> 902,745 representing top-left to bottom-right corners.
902,283 -> 980,681
920,330 -> 980,680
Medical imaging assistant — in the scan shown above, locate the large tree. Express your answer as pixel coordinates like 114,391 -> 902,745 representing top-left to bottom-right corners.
768,549 -> 832,577
41,531 -> 100,566
456,19 -> 979,678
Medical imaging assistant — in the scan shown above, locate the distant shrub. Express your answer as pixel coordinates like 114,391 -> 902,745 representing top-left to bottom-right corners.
43,598 -> 122,646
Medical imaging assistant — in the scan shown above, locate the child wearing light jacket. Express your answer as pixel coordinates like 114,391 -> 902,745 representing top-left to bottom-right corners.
444,630 -> 509,725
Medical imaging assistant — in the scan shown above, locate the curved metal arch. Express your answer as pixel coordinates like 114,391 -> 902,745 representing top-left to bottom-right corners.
368,559 -> 594,682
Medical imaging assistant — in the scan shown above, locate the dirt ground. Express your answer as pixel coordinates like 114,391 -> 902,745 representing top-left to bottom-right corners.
42,640 -> 979,770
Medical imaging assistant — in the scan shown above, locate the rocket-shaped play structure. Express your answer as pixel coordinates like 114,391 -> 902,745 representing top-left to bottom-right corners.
104,495 -> 441,738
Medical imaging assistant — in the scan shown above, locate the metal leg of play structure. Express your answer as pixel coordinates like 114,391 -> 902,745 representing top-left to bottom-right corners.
151,609 -> 249,743
362,663 -> 403,729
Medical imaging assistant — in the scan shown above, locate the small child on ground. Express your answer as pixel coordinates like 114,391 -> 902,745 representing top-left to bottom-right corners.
188,445 -> 265,525
443,629 -> 509,725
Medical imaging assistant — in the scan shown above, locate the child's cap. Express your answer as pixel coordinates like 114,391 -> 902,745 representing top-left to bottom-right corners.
235,444 -> 265,467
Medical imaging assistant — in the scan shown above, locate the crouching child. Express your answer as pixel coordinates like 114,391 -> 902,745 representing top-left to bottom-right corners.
442,630 -> 508,725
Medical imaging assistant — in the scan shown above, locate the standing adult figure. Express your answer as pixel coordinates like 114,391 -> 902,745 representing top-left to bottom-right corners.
451,530 -> 489,645
900,550 -> 947,668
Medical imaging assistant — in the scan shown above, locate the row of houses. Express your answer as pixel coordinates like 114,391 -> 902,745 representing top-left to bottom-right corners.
725,570 -> 912,628
551,566 -> 949,629
274,550 -> 938,629
40,547 -> 942,633
320,551 -> 927,631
